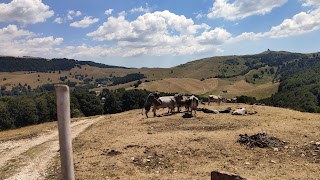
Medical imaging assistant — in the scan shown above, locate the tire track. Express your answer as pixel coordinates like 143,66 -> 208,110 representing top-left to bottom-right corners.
0,116 -> 103,180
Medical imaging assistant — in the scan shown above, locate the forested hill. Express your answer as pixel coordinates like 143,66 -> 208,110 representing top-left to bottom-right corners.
0,56 -> 127,72
261,56 -> 320,113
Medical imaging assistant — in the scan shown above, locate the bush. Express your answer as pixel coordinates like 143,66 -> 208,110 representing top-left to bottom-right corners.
236,95 -> 257,104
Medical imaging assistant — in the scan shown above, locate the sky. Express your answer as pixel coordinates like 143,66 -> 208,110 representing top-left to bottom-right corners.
0,0 -> 320,68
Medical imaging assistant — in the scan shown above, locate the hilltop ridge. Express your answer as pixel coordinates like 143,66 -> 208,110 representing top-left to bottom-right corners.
0,56 -> 127,72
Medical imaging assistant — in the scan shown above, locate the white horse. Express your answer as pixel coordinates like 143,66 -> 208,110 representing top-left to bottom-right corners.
144,93 -> 177,118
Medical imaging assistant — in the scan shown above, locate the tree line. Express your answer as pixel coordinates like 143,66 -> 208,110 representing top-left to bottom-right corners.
0,56 -> 125,72
0,87 -> 152,131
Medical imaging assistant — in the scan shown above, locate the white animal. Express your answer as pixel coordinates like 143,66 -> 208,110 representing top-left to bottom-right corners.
144,93 -> 176,118
186,95 -> 199,116
208,95 -> 225,105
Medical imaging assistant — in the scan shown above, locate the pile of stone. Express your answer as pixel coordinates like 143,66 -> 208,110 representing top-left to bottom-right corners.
237,133 -> 285,148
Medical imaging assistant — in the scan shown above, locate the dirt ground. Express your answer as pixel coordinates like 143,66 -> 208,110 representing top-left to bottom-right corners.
1,104 -> 319,180
0,116 -> 103,180
62,104 -> 320,180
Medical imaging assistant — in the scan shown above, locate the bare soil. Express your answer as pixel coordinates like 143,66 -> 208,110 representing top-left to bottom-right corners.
62,104 -> 319,179
1,104 -> 319,180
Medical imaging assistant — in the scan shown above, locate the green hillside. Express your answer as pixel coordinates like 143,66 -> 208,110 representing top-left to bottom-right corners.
0,56 -> 126,72
261,56 -> 320,113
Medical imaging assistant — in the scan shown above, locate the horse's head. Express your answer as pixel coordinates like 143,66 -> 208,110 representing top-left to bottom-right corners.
174,93 -> 183,102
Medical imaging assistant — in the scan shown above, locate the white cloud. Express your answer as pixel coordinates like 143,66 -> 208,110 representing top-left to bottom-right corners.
195,13 -> 205,19
0,25 -> 63,56
54,17 -> 63,24
197,28 -> 232,44
54,10 -> 82,24
230,5 -> 320,42
86,10 -> 230,57
88,11 -> 210,42
70,16 -> 99,28
266,8 -> 320,38
0,0 -> 54,24
208,0 -> 287,20
118,11 -> 127,16
0,24 -> 34,41
302,0 -> 320,7
130,3 -> 151,13
67,10 -> 82,20
104,9 -> 114,15
26,36 -> 63,46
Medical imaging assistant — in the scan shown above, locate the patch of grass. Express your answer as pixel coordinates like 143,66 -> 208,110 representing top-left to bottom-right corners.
0,157 -> 25,179
0,121 -> 57,141
44,155 -> 61,180
21,143 -> 47,159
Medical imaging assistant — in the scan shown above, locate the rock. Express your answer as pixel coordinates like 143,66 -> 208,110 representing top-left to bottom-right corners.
273,148 -> 279,152
211,171 -> 247,180
270,160 -> 276,163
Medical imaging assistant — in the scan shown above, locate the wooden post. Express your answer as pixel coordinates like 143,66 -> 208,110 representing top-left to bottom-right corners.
55,84 -> 75,180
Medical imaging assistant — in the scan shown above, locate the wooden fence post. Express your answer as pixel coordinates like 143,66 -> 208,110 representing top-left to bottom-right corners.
55,84 -> 75,180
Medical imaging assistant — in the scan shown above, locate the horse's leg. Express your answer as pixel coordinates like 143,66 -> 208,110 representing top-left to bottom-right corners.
153,107 -> 157,117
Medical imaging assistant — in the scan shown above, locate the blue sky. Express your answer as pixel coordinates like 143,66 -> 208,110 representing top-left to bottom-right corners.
0,0 -> 320,68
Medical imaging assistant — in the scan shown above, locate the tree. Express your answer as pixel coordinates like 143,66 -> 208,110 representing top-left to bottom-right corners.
121,89 -> 149,111
7,97 -> 39,127
104,90 -> 122,114
72,90 -> 103,116
236,95 -> 257,104
270,67 -> 275,74
253,73 -> 259,79
44,93 -> 57,121
35,96 -> 50,123
0,102 -> 14,130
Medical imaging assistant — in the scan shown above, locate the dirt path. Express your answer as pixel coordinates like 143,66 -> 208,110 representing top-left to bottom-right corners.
0,116 -> 103,180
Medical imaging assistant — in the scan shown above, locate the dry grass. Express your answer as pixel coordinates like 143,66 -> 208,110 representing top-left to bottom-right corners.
0,116 -> 91,141
136,78 -> 219,95
52,104 -> 320,180
137,78 -> 279,99
0,121 -> 57,141
0,65 -> 143,90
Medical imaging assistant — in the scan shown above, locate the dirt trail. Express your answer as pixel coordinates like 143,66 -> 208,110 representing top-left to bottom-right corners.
0,116 -> 103,180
